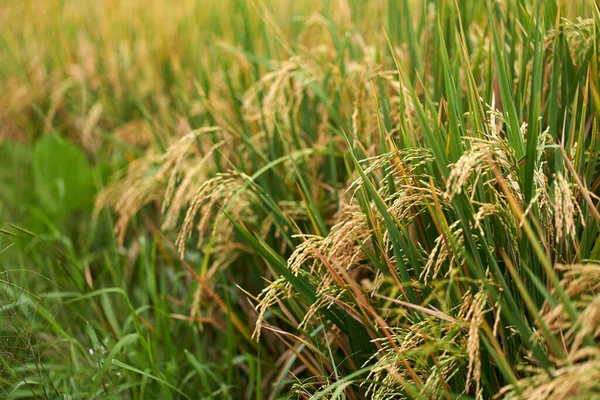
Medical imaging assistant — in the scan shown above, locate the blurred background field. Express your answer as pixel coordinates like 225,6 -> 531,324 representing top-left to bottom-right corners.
1,0 -> 599,399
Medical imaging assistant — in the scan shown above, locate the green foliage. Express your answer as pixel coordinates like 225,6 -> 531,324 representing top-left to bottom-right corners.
33,135 -> 95,214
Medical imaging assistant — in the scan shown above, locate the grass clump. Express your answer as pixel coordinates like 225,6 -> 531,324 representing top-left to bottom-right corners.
1,0 -> 600,398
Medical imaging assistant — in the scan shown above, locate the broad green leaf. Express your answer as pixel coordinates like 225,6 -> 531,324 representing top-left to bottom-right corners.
33,135 -> 94,213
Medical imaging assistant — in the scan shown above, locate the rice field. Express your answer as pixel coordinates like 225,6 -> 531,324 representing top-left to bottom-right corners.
1,0 -> 600,398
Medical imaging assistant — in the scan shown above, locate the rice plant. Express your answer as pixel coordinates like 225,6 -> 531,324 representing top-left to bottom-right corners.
1,0 -> 600,398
